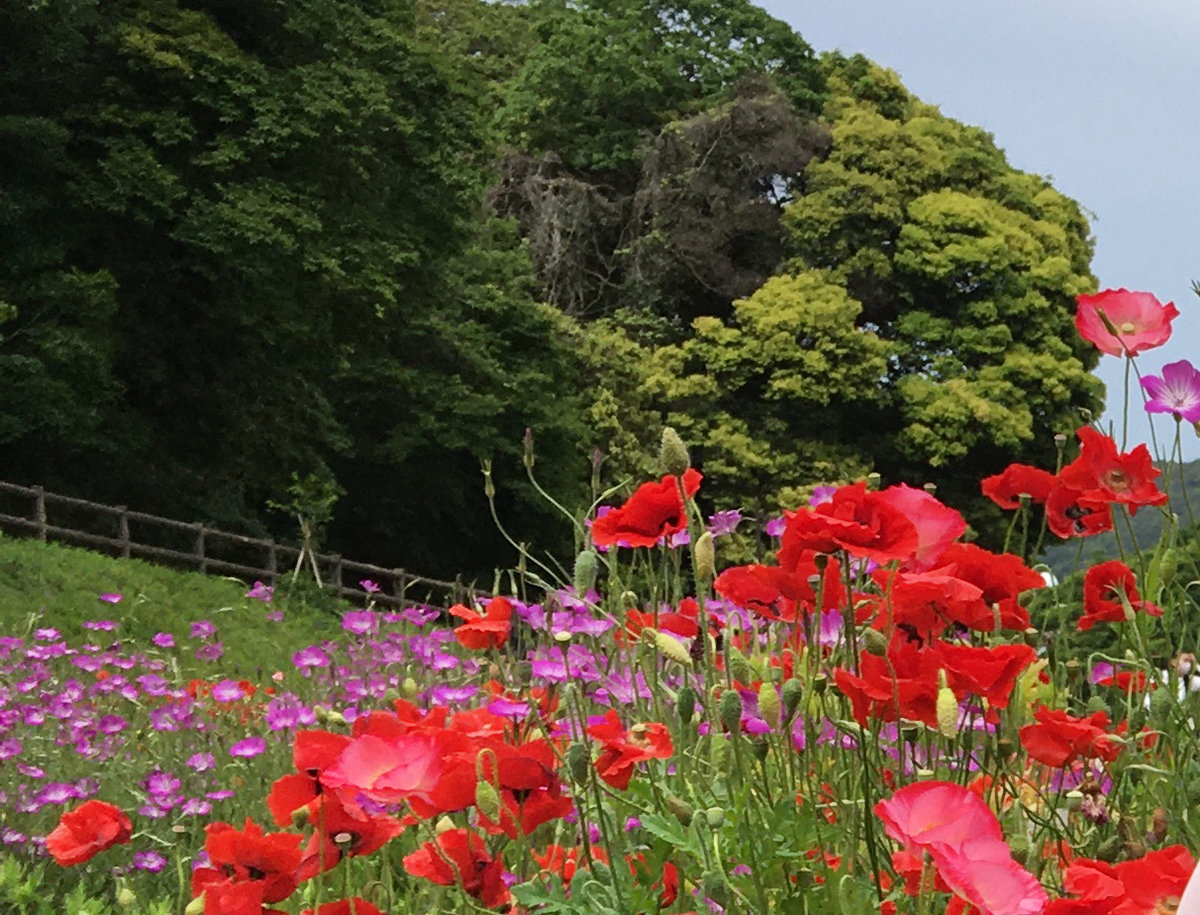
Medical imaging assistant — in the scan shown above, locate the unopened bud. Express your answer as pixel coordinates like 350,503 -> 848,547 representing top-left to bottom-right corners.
750,736 -> 769,760
694,531 -> 715,581
860,628 -> 888,656
719,689 -> 743,733
402,676 -> 420,698
781,678 -> 803,719
566,742 -> 590,784
758,682 -> 781,729
726,645 -> 755,684
677,685 -> 698,726
117,888 -> 136,907
1160,548 -> 1178,587
704,806 -> 726,828
866,472 -> 882,491
185,896 -> 206,915
290,806 -> 310,829
936,670 -> 958,738
573,550 -> 600,596
435,815 -> 456,835
654,630 -> 693,667
475,780 -> 503,822
660,427 -> 691,476
666,795 -> 694,826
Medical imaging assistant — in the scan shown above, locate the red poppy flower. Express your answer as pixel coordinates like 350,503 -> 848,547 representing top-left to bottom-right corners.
981,463 -> 1057,509
873,483 -> 966,569
1057,427 -> 1168,514
780,482 -> 920,565
937,643 -> 1036,710
1046,846 -> 1195,915
1079,560 -> 1161,631
1019,706 -> 1121,768
936,543 -> 1044,631
195,881 -> 265,915
267,729 -> 352,827
320,731 -> 446,805
298,794 -> 405,878
861,567 -> 985,636
45,800 -> 133,866
586,710 -> 674,790
402,828 -> 509,908
193,818 -> 304,904
591,469 -> 702,548
475,739 -> 575,838
534,844 -> 608,886
834,635 -> 939,729
1045,483 -> 1114,539
1076,288 -> 1178,357
450,596 -> 513,650
715,554 -> 844,624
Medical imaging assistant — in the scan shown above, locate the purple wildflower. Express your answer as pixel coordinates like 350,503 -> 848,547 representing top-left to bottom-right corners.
152,633 -> 175,649
292,645 -> 330,669
83,620 -> 117,631
195,642 -> 224,663
211,680 -> 246,702
707,509 -> 744,537
246,581 -> 274,603
360,579 -> 381,594
230,737 -> 267,759
190,620 -> 216,640
98,593 -> 123,604
341,611 -> 377,635
1141,359 -> 1200,422
186,752 -> 217,773
133,850 -> 168,872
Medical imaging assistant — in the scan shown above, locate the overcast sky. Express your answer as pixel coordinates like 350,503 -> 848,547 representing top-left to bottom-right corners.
761,0 -> 1200,461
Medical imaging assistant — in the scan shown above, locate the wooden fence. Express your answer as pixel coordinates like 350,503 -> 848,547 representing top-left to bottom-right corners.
0,480 -> 472,609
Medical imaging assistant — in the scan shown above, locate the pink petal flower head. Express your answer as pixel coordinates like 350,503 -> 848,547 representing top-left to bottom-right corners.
936,839 -> 1048,915
320,733 -> 444,804
874,483 -> 966,570
1141,359 -> 1200,422
229,737 -> 267,759
875,781 -> 1003,854
98,593 -> 123,604
1076,289 -> 1178,357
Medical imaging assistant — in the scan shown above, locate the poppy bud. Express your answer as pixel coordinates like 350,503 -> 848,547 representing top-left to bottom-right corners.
693,531 -> 715,581
677,685 -> 698,725
704,806 -> 726,828
660,427 -> 690,476
654,630 -> 693,668
362,881 -> 389,909
117,888 -> 136,907
758,683 -> 780,730
476,780 -> 503,822
936,670 -> 958,739
185,896 -> 206,915
566,742 -> 590,784
726,645 -> 754,684
435,816 -> 455,835
812,673 -> 827,695
666,795 -> 694,826
291,806 -> 310,829
750,736 -> 769,761
719,689 -> 743,734
482,459 -> 495,499
573,550 -> 600,596
403,677 -> 420,698
1160,548 -> 1178,587
781,678 -> 803,720
860,628 -> 888,656
704,871 -> 731,907
866,472 -> 881,491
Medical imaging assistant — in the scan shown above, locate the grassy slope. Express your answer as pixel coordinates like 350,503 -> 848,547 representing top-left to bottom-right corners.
0,533 -> 344,679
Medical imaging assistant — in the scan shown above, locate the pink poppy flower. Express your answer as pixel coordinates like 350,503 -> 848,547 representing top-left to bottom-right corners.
320,734 -> 444,804
875,483 -> 966,570
1075,288 -> 1178,357
875,781 -> 1003,852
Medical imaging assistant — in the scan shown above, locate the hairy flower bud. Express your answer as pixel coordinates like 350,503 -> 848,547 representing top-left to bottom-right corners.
655,630 -> 693,667
566,742 -> 590,785
860,628 -> 889,657
185,895 -> 206,915
666,795 -> 694,827
117,888 -> 136,907
758,682 -> 781,730
704,806 -> 726,829
677,685 -> 698,725
936,670 -> 958,739
693,531 -> 715,581
573,549 -> 600,596
475,780 -> 503,823
660,427 -> 691,476
725,645 -> 755,684
719,689 -> 743,734
781,678 -> 803,720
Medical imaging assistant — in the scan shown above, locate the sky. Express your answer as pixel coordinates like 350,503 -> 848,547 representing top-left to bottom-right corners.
761,0 -> 1200,461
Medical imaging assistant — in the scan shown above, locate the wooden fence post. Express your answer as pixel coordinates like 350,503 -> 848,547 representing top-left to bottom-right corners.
194,523 -> 207,573
391,568 -> 408,608
117,507 -> 130,558
32,486 -> 47,541
330,553 -> 343,595
266,539 -> 277,585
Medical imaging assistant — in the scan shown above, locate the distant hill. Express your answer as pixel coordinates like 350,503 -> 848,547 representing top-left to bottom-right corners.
1040,457 -> 1200,580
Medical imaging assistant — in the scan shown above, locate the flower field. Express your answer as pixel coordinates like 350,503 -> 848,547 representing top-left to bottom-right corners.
4,289 -> 1200,914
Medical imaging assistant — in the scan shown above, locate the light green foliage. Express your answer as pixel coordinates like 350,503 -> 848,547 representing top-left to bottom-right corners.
778,53 -> 1103,536
0,856 -> 172,915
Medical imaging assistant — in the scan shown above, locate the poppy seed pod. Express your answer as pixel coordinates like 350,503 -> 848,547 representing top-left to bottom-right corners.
660,427 -> 690,476
725,645 -> 754,684
781,678 -> 803,720
719,689 -> 743,734
758,683 -> 780,730
936,670 -> 958,738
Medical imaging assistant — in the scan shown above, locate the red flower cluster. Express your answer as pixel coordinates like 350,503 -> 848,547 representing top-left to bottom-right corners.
403,828 -> 510,909
591,469 -> 702,548
983,426 -> 1167,539
1046,846 -> 1194,914
835,634 -> 1035,729
1019,706 -> 1121,768
586,709 -> 674,790
450,595 -> 514,650
45,800 -> 132,866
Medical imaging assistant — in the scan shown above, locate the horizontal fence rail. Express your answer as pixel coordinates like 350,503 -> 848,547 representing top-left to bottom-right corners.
0,481 -> 473,609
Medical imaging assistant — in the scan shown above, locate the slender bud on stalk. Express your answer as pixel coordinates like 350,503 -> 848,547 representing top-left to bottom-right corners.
726,645 -> 755,684
654,630 -> 693,667
866,472 -> 882,491
1160,548 -> 1178,587
117,888 -> 136,907
660,427 -> 691,476
482,459 -> 495,499
936,670 -> 958,739
758,682 -> 781,730
435,816 -> 455,835
185,896 -> 206,915
719,689 -> 743,734
475,780 -> 503,822
677,685 -> 698,725
573,549 -> 599,596
566,742 -> 590,784
402,677 -> 420,698
781,678 -> 803,720
694,531 -> 715,581
666,795 -> 694,826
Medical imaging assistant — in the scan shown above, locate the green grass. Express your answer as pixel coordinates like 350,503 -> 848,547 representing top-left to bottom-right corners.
0,533 -> 344,679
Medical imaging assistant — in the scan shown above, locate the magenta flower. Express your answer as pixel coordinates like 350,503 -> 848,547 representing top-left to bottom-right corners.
229,737 -> 267,759
186,753 -> 216,773
195,642 -> 224,663
360,578 -> 381,593
190,620 -> 216,640
133,850 -> 168,872
1141,359 -> 1200,422
83,620 -> 117,631
292,645 -> 331,669
246,581 -> 274,603
211,680 -> 246,702
98,593 -> 123,604
151,632 -> 175,649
